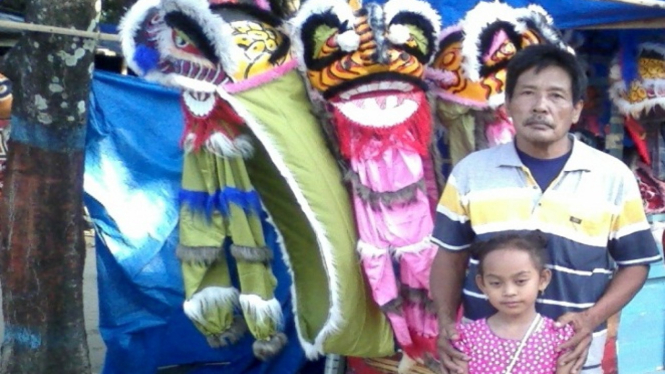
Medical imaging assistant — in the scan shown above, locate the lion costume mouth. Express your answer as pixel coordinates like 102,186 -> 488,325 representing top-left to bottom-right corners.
330,80 -> 423,128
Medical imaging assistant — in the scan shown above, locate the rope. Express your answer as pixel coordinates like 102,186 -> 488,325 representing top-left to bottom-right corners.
0,20 -> 119,42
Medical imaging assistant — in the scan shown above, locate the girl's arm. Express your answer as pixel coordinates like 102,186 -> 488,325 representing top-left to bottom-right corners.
450,325 -> 470,374
555,323 -> 577,374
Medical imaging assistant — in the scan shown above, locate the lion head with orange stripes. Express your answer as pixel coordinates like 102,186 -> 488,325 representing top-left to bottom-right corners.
291,0 -> 440,135
427,2 -> 567,109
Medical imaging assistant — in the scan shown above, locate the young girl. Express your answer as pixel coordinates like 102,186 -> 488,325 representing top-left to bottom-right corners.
451,232 -> 575,374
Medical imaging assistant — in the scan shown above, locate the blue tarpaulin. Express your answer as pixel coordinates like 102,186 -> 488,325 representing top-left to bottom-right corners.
84,71 -> 312,374
378,0 -> 665,28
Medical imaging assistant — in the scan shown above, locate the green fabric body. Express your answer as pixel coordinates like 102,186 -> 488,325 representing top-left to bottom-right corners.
234,70 -> 395,357
436,100 -> 476,166
181,260 -> 234,336
179,149 -> 278,341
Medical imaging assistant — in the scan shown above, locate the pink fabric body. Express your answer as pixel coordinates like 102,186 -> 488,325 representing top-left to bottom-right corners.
453,317 -> 575,374
351,147 -> 433,248
350,142 -> 439,355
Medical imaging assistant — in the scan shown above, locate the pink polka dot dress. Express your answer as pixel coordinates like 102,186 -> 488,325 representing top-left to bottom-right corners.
452,316 -> 574,374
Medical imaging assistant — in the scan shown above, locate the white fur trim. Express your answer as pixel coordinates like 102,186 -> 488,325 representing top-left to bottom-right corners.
119,0 -> 163,77
356,238 -> 435,259
386,24 -> 411,46
460,2 -> 563,82
397,353 -> 418,374
383,0 -> 441,63
487,92 -> 506,109
460,2 -> 523,82
120,0 -> 240,87
609,79 -> 665,119
393,238 -> 435,258
640,42 -> 665,58
290,0 -> 356,73
263,210 -> 320,359
204,133 -> 254,158
161,0 -> 239,74
526,4 -> 553,23
183,286 -> 239,326
336,30 -> 361,52
356,240 -> 389,258
239,294 -> 283,327
183,132 -> 197,153
215,86 -> 344,358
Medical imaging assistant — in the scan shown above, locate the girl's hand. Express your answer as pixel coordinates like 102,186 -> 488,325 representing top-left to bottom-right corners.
437,321 -> 469,374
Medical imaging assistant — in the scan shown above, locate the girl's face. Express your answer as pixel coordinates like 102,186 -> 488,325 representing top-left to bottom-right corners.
476,248 -> 551,318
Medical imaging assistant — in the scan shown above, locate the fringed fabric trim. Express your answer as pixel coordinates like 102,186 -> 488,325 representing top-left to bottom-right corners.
239,294 -> 284,328
179,187 -> 262,218
380,297 -> 404,315
230,244 -> 274,263
393,238 -> 437,259
207,316 -> 248,348
400,286 -> 436,314
253,332 -> 288,361
176,244 -> 224,264
345,170 -> 426,210
183,286 -> 239,327
356,238 -> 435,259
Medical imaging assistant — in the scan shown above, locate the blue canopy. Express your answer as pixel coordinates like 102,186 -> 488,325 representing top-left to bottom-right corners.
386,0 -> 665,28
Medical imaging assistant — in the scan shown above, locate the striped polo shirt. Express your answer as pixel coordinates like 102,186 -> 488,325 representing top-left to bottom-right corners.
431,136 -> 661,371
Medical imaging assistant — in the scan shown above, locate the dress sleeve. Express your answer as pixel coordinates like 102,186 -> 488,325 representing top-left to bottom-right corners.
451,322 -> 472,356
554,323 -> 576,357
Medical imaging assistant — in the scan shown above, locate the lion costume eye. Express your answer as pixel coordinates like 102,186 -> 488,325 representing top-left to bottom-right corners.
383,0 -> 440,64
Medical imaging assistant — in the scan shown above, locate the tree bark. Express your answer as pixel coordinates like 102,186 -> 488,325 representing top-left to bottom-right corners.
0,0 -> 98,373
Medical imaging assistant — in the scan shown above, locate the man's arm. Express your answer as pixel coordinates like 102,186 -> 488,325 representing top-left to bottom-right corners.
431,249 -> 469,323
557,264 -> 649,372
431,248 -> 470,374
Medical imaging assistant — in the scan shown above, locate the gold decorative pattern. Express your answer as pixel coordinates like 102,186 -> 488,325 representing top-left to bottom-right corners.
230,20 -> 292,81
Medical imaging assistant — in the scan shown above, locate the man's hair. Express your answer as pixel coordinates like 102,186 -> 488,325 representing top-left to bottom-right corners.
473,232 -> 550,275
505,44 -> 587,104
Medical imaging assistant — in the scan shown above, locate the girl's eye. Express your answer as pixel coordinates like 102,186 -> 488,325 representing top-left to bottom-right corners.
490,282 -> 501,287
515,279 -> 527,285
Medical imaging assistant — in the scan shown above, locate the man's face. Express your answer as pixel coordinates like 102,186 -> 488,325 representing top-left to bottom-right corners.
506,65 -> 583,150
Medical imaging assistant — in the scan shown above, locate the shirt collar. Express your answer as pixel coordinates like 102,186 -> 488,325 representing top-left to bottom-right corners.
496,134 -> 594,172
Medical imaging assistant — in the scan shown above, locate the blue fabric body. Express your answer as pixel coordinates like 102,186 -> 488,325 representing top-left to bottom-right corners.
84,71 -> 310,374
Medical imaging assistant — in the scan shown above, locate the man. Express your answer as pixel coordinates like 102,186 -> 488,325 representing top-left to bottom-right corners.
431,44 -> 662,374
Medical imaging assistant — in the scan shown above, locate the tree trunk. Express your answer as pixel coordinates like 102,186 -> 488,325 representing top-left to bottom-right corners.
0,0 -> 98,373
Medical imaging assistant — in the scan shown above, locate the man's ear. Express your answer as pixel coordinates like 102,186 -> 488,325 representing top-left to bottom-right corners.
476,274 -> 487,295
539,268 -> 552,292
572,100 -> 583,124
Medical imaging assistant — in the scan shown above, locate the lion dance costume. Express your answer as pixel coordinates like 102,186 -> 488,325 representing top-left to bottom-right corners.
427,2 -> 568,172
291,0 -> 442,368
121,0 -> 393,361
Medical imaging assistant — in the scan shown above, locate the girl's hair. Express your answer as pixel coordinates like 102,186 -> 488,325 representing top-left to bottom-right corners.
473,232 -> 549,275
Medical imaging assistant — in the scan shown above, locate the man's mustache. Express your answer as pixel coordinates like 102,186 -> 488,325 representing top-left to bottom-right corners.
524,117 -> 554,128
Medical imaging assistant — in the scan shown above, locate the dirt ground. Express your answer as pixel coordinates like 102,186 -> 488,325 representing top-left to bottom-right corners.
0,231 -> 106,373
